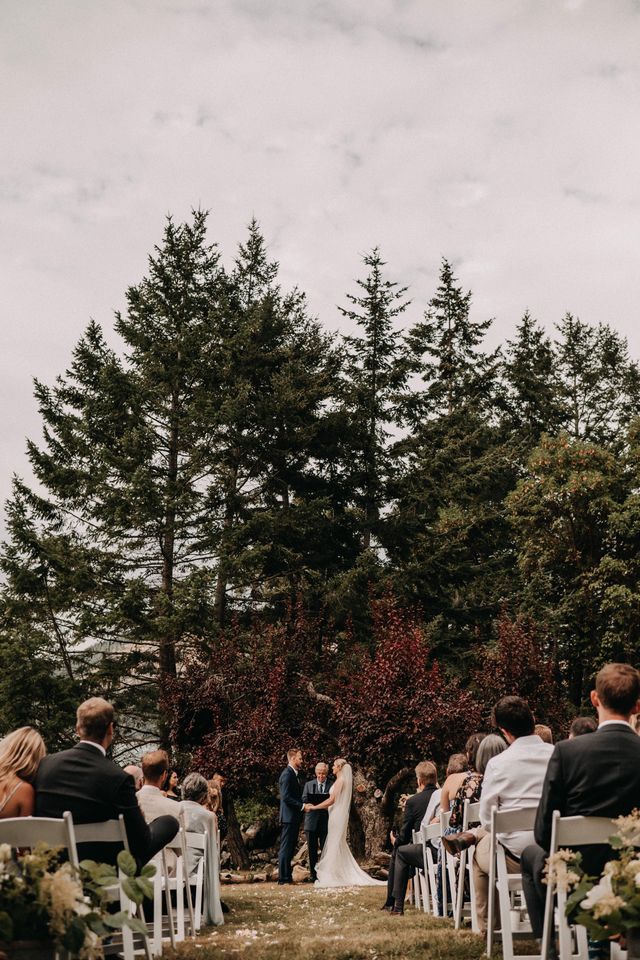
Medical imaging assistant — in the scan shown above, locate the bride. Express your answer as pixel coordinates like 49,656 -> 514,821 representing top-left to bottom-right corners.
305,758 -> 383,888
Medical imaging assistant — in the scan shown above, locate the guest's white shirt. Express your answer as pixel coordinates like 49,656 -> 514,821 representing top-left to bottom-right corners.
138,784 -> 179,823
420,787 -> 442,849
479,734 -> 554,857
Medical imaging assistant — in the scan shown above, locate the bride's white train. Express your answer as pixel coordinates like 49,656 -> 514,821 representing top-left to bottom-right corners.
311,759 -> 383,888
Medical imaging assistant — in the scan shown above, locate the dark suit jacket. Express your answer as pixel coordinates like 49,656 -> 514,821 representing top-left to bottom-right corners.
279,765 -> 303,824
302,778 -> 332,832
534,722 -> 640,875
34,742 -> 154,865
396,784 -> 437,848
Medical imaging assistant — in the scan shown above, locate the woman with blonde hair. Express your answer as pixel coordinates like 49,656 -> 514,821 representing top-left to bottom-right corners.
0,726 -> 46,818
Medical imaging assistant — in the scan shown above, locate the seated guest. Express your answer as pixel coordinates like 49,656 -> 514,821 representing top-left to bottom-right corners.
444,697 -> 553,934
35,697 -> 178,867
123,764 -> 143,791
138,750 -> 181,822
0,726 -> 46,818
521,663 -> 640,954
534,724 -> 553,744
381,761 -> 438,911
440,733 -> 508,857
164,769 -> 181,800
568,715 -> 597,738
180,773 -> 224,926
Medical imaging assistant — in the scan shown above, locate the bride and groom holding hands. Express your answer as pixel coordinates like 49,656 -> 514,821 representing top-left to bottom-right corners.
278,747 -> 382,888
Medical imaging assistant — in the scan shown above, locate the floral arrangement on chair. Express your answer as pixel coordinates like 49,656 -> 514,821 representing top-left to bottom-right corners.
545,809 -> 640,955
0,844 -> 154,959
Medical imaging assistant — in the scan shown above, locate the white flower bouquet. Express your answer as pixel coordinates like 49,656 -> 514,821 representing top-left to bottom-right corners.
545,809 -> 640,952
0,843 -> 154,959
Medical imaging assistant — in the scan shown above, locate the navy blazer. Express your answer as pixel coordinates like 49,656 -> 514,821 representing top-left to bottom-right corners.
279,765 -> 303,823
302,778 -> 332,832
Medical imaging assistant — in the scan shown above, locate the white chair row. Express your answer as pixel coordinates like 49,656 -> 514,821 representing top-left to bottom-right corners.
0,812 -> 214,959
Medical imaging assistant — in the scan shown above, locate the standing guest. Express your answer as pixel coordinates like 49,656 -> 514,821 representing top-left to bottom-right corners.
210,773 -> 229,838
302,762 -> 331,882
534,724 -> 553,744
278,747 -> 304,885
164,769 -> 180,800
0,727 -> 46,819
568,715 -> 597,738
179,772 -> 224,926
521,663 -> 640,955
123,764 -> 143,791
138,751 -> 181,822
35,698 -> 178,867
382,761 -> 438,912
206,782 -> 228,839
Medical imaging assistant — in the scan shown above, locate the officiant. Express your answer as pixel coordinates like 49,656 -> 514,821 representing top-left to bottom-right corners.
302,761 -> 331,882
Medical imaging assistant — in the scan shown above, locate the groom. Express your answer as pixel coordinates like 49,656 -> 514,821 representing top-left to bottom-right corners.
278,746 -> 304,885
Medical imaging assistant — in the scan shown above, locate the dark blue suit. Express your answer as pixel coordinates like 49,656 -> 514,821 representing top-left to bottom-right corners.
278,765 -> 303,883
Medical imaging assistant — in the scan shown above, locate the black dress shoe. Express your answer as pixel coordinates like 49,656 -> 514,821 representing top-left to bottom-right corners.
390,906 -> 404,916
380,903 -> 393,911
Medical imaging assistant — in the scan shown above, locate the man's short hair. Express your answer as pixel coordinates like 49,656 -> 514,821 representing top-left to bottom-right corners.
182,772 -> 209,803
123,764 -> 143,788
315,762 -> 329,772
287,747 -> 302,762
76,697 -> 115,742
492,695 -> 535,738
569,715 -> 597,738
141,749 -> 169,783
534,724 -> 553,744
446,753 -> 467,775
415,761 -> 437,785
595,663 -> 640,716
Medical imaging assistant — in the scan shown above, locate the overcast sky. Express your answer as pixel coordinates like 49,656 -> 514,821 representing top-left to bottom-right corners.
2,0 -> 640,526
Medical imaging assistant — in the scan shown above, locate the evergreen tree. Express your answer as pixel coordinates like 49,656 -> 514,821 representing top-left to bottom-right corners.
338,248 -> 410,553
501,311 -> 565,444
387,261 -> 512,664
554,314 -> 640,446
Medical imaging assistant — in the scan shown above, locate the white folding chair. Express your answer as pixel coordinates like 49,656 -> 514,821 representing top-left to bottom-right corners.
486,805 -> 538,960
184,831 -> 207,932
541,813 -> 616,960
150,816 -> 196,955
421,820 -> 442,916
411,829 -> 424,909
0,812 -> 79,867
439,809 -> 458,918
74,816 -> 153,960
454,799 -> 481,931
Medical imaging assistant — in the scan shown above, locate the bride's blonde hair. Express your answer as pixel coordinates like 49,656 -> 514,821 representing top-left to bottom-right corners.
0,727 -> 46,784
334,758 -> 348,772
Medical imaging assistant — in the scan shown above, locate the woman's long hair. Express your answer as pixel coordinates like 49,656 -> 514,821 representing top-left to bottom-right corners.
0,727 -> 46,784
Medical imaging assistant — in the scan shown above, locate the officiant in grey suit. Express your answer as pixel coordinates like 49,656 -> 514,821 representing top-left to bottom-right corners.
302,761 -> 331,882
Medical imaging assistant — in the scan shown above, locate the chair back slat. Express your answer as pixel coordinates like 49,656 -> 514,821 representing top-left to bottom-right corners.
74,815 -> 129,849
184,831 -> 206,850
423,821 -> 441,841
492,805 -> 537,832
555,815 -> 615,847
467,801 -> 481,824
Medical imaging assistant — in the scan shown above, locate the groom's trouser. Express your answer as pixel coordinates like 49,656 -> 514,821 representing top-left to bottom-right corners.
305,820 -> 328,880
278,817 -> 301,882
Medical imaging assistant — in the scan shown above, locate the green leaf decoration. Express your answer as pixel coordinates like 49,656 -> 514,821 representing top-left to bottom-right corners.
0,911 -> 14,942
117,850 -> 137,877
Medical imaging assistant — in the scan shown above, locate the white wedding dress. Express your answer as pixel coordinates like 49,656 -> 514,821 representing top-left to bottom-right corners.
314,764 -> 384,888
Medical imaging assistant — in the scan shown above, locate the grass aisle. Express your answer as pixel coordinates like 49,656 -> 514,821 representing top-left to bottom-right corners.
169,884 -> 489,960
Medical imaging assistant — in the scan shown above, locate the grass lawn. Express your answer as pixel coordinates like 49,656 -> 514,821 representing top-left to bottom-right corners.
167,883 -> 493,960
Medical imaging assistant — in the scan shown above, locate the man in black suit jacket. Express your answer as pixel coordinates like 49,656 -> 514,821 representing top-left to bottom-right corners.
302,761 -> 331,882
35,697 -> 179,868
278,747 -> 304,884
382,761 -> 438,911
521,663 -> 640,946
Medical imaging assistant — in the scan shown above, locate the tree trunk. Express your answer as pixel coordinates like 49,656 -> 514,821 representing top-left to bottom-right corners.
159,393 -> 179,681
350,766 -> 398,860
225,792 -> 251,869
213,463 -> 238,627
